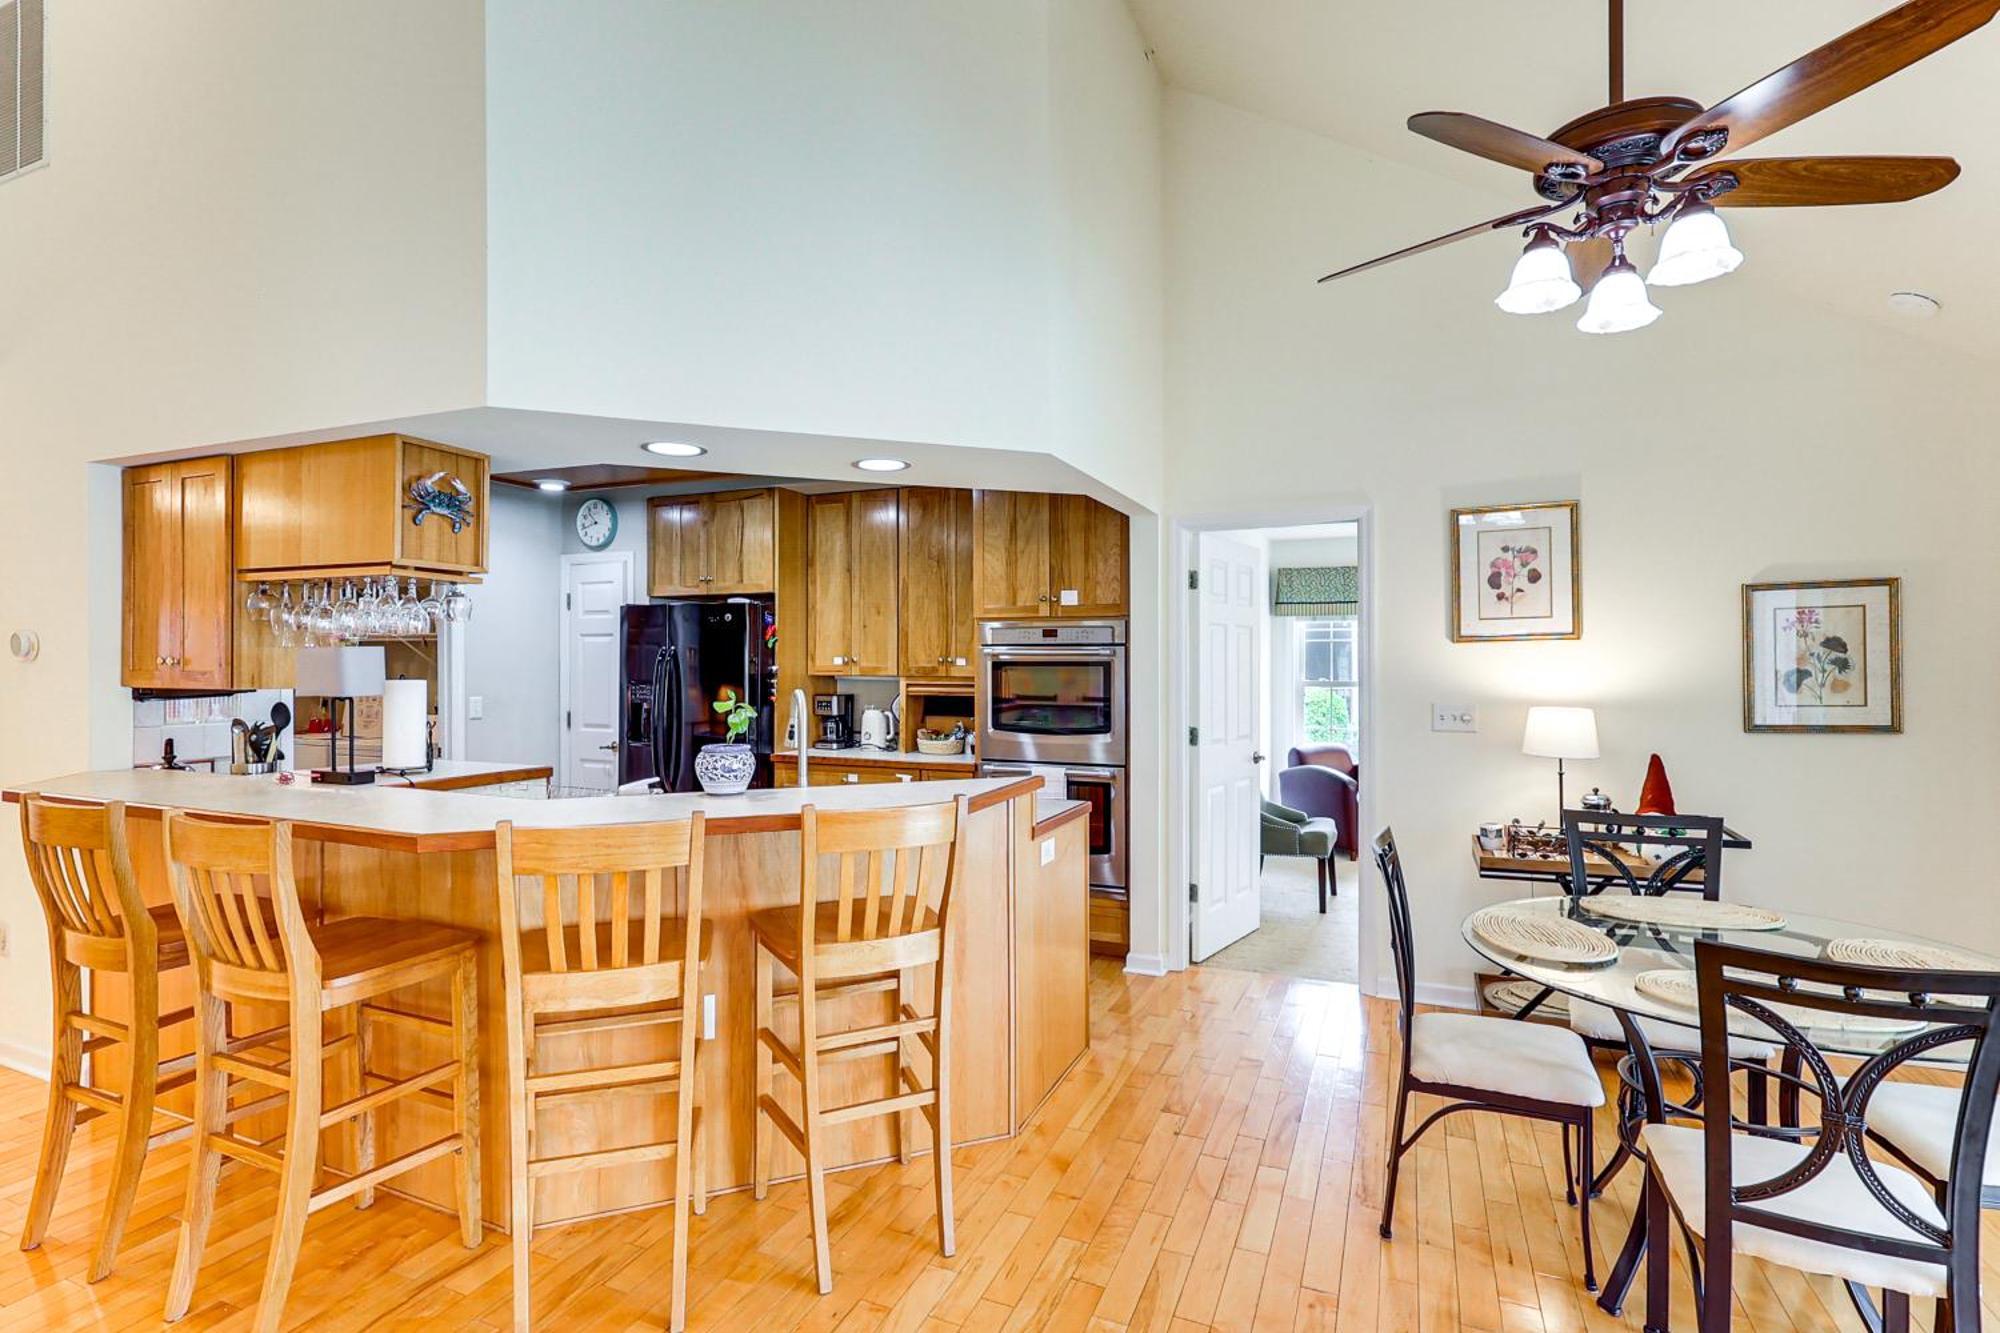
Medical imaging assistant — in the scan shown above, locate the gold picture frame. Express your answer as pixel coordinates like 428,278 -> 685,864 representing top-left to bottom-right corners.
1449,500 -> 1581,642
1741,577 -> 1902,734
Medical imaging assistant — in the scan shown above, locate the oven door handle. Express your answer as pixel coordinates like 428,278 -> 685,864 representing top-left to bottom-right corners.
1060,767 -> 1122,782
978,646 -> 1123,658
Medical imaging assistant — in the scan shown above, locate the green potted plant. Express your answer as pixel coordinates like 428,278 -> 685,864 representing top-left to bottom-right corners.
695,696 -> 759,795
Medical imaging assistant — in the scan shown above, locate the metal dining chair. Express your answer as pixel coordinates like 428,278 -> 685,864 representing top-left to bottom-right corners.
1639,939 -> 2000,1333
1373,829 -> 1605,1289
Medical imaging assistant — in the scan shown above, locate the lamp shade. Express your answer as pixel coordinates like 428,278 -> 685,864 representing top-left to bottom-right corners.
1647,203 -> 1742,288
1574,258 -> 1661,334
1522,706 -> 1599,760
295,645 -> 387,698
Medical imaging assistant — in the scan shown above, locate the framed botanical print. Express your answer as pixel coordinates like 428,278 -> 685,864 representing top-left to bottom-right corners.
1742,578 -> 1901,733
1450,500 -> 1581,642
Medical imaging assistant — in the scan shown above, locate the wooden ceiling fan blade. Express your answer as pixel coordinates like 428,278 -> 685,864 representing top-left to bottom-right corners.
1662,0 -> 2000,160
1408,112 -> 1604,176
1316,201 -> 1571,284
1693,155 -> 1960,206
1565,236 -> 1613,290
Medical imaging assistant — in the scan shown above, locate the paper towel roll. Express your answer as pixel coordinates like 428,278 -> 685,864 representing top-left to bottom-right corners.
381,679 -> 429,770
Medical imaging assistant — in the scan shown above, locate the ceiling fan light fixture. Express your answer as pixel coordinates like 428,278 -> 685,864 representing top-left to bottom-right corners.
1646,202 -> 1743,287
1574,257 -> 1662,335
1493,232 -> 1582,314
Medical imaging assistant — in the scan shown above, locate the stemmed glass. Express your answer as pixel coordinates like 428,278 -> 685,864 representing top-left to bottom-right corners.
333,580 -> 362,642
273,583 -> 298,649
244,582 -> 274,618
443,582 -> 472,624
398,578 -> 427,636
421,580 -> 446,632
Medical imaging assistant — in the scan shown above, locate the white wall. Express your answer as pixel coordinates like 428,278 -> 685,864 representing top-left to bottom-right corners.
484,0 -> 1165,511
461,487 -> 564,765
0,3 -> 486,1072
1164,91 -> 2000,1002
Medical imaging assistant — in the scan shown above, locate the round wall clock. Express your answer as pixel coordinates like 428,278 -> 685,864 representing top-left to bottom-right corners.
574,496 -> 618,550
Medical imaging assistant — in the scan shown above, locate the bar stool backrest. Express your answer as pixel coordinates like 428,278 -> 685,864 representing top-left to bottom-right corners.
20,794 -> 151,972
494,815 -> 707,1014
162,811 -> 313,989
1562,809 -> 1726,899
797,797 -> 969,968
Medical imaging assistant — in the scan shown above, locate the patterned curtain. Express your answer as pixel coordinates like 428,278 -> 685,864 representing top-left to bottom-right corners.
1272,565 -> 1358,617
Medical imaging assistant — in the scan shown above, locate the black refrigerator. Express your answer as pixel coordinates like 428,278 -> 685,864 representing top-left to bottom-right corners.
620,599 -> 777,792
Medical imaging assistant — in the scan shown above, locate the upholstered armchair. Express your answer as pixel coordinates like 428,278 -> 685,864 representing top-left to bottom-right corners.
1279,744 -> 1359,860
1260,800 -> 1340,912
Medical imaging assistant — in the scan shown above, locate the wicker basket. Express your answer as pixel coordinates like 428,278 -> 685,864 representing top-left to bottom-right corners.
916,735 -> 966,756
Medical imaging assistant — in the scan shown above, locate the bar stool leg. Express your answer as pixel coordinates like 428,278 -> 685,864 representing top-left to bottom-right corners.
691,1102 -> 708,1217
895,967 -> 917,1165
932,974 -> 955,1258
166,993 -> 229,1323
505,965 -> 535,1331
92,989 -> 160,1281
800,982 -> 833,1295
752,947 -> 774,1201
353,1006 -> 376,1210
452,955 -> 483,1248
21,964 -> 81,1254
669,981 -> 699,1333
253,1003 -> 323,1333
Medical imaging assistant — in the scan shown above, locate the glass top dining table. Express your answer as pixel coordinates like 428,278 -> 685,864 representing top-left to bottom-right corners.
1461,894 -> 2000,1060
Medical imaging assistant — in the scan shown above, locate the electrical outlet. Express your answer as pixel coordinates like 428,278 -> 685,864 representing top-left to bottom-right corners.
702,993 -> 717,1041
1432,704 -> 1477,733
1040,837 -> 1056,866
468,695 -> 484,720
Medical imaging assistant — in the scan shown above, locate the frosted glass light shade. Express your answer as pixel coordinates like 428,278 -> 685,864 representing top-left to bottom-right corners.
1647,205 -> 1743,287
1494,238 -> 1582,315
1575,260 -> 1661,334
1522,706 -> 1599,760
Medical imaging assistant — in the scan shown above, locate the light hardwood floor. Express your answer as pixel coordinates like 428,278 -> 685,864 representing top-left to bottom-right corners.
0,959 -> 1986,1330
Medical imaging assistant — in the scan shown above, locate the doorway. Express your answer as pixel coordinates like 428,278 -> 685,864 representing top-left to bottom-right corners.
1186,521 -> 1364,985
557,550 -> 634,793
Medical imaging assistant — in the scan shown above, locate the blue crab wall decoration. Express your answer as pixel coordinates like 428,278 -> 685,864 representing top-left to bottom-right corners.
406,472 -> 476,534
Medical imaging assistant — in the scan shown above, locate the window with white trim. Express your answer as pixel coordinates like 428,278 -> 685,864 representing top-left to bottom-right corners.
1294,617 -> 1358,749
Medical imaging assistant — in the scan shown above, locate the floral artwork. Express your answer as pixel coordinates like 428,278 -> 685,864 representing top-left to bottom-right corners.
1743,580 -> 1899,733
1452,503 -> 1578,641
1775,605 -> 1865,707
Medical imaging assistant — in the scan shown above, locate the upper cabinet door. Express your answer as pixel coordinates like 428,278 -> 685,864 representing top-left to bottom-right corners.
123,463 -> 181,689
705,489 -> 776,594
899,487 -> 974,677
171,458 -> 237,691
1047,496 -> 1129,618
648,497 -> 706,597
808,490 -> 900,676
971,490 -> 1052,618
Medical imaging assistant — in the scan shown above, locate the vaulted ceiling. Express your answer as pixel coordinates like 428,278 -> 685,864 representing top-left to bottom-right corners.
1128,0 -> 2000,358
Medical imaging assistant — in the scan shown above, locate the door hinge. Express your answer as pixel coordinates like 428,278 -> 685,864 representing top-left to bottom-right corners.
565,710 -> 572,729
1187,570 -> 1199,590
1189,882 -> 1199,903
1188,726 -> 1199,746
565,592 -> 573,611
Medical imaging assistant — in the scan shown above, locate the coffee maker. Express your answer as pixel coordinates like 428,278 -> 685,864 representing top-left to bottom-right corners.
813,692 -> 857,749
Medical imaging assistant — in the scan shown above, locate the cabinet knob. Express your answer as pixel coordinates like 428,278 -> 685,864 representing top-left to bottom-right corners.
1038,593 -> 1050,603
156,655 -> 166,666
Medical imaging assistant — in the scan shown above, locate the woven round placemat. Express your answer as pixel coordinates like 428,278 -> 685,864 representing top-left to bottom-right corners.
1468,906 -> 1618,967
1582,896 -> 1785,932
1482,978 -> 1571,1018
1632,968 -> 1921,1035
1824,938 -> 1993,972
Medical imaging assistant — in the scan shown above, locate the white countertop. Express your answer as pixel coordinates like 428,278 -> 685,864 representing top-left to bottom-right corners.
4,767 -> 1037,850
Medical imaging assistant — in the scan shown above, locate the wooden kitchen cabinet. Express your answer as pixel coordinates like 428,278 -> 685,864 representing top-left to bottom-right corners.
898,486 -> 975,678
972,490 -> 1128,618
124,457 -> 236,691
235,434 -> 489,581
807,490 -> 899,676
646,487 -> 778,597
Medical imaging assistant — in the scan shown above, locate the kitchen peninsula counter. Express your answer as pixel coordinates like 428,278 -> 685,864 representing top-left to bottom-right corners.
3,770 -> 1090,1231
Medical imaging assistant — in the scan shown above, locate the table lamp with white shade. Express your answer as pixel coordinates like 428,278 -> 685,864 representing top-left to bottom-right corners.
296,645 -> 386,785
1521,705 -> 1598,815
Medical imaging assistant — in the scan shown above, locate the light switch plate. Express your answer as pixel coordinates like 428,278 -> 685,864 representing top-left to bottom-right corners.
702,993 -> 717,1040
468,696 -> 485,720
1432,704 -> 1477,733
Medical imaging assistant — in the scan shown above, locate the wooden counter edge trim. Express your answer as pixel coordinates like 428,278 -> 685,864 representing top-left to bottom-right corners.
1,776 -> 1045,854
385,765 -> 555,793
1031,801 -> 1089,840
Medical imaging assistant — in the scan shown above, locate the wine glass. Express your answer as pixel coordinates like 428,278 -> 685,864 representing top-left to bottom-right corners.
244,582 -> 273,617
398,578 -> 426,636
273,583 -> 298,648
443,583 -> 472,624
333,580 -> 362,641
421,580 -> 446,631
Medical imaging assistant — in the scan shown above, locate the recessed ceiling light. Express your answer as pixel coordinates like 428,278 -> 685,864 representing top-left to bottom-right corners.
853,458 -> 910,473
642,440 -> 708,458
535,478 -> 569,493
1887,290 -> 1940,318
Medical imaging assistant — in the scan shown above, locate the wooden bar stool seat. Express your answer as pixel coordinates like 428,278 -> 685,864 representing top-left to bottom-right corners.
162,811 -> 483,1333
751,797 -> 971,1296
494,815 -> 712,1333
17,795 -> 205,1282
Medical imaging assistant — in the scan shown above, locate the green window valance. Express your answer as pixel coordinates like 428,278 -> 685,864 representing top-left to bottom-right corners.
1272,565 -> 1358,617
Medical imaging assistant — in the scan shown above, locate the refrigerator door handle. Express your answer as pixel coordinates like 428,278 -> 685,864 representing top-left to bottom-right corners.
665,645 -> 686,790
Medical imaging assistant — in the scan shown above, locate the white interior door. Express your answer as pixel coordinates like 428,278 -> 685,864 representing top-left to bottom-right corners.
1192,532 -> 1266,962
559,551 -> 632,793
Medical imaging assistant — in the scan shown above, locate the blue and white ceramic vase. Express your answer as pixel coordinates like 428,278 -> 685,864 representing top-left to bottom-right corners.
694,742 -> 755,795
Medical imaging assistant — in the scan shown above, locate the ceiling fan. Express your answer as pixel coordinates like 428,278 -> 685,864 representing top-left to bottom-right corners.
1317,0 -> 1996,333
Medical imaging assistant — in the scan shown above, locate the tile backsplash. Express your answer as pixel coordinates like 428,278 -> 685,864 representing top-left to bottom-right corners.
131,690 -> 295,770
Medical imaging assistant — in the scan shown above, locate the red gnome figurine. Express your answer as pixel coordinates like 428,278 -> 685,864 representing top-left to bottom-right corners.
1636,753 -> 1676,816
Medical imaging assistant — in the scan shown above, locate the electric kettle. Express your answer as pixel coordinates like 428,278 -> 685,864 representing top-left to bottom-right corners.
858,707 -> 894,750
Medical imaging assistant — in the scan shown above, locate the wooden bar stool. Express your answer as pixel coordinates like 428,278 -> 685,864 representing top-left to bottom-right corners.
17,793 -> 199,1280
750,795 -> 970,1295
160,811 -> 483,1333
493,815 -> 712,1333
